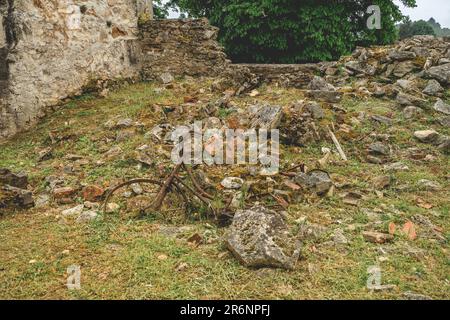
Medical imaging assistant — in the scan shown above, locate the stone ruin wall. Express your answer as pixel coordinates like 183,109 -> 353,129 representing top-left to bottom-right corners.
0,0 -> 142,141
0,2 -> 322,142
139,18 -> 231,80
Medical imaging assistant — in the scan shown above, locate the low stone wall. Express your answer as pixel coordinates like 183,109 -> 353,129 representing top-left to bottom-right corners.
139,18 -> 230,80
0,0 -> 142,140
235,63 -> 324,88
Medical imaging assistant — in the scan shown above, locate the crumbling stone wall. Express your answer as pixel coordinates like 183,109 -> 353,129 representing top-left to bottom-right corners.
139,18 -> 231,80
236,63 -> 322,88
0,0 -> 142,140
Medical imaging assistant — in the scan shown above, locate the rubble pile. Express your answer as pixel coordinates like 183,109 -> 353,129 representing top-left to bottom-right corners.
0,35 -> 448,276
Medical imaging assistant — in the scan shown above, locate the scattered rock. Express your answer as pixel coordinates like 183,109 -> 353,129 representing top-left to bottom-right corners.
371,115 -> 393,126
160,72 -> 174,84
333,229 -> 348,245
221,177 -> 244,190
384,162 -> 409,172
35,194 -> 50,208
372,175 -> 391,190
345,61 -> 376,76
438,116 -> 450,128
293,170 -> 333,195
403,106 -> 423,119
61,204 -> 84,217
76,210 -> 98,223
37,147 -> 53,162
130,183 -> 143,195
437,136 -> 450,154
116,118 -> 133,129
82,185 -> 105,202
225,206 -> 301,270
0,185 -> 34,210
304,102 -> 325,119
403,292 -> 433,300
388,50 -> 416,61
395,79 -> 412,91
104,146 -> 123,159
105,202 -> 120,213
52,187 -> 77,204
250,105 -> 283,130
306,90 -> 342,103
342,192 -> 363,206
368,142 -> 390,156
414,130 -> 439,143
425,63 -> 450,84
396,92 -> 427,107
363,231 -> 394,244
433,99 -> 450,115
307,76 -> 336,91
370,284 -> 397,292
393,61 -> 415,78
0,168 -> 28,189
422,80 -> 444,96
417,179 -> 442,191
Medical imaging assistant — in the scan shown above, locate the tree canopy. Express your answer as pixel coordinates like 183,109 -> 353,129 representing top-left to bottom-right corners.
398,18 -> 436,40
160,0 -> 416,63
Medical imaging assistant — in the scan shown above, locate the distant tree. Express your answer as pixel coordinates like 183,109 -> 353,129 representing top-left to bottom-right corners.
398,18 -> 436,39
398,17 -> 413,39
427,17 -> 450,37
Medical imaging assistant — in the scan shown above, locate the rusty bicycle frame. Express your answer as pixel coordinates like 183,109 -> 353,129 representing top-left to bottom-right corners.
103,163 -> 218,216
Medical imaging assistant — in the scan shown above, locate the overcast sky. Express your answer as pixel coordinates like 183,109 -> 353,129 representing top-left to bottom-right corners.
168,1 -> 450,28
395,0 -> 450,27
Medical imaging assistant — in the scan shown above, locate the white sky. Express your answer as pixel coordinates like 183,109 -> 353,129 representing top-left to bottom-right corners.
395,0 -> 450,27
168,1 -> 450,28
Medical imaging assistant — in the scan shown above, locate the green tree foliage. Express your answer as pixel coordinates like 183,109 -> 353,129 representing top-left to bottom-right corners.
166,0 -> 416,63
153,0 -> 171,19
398,18 -> 436,39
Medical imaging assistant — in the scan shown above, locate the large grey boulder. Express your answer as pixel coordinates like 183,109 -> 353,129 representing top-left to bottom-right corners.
425,63 -> 450,84
225,206 -> 301,270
